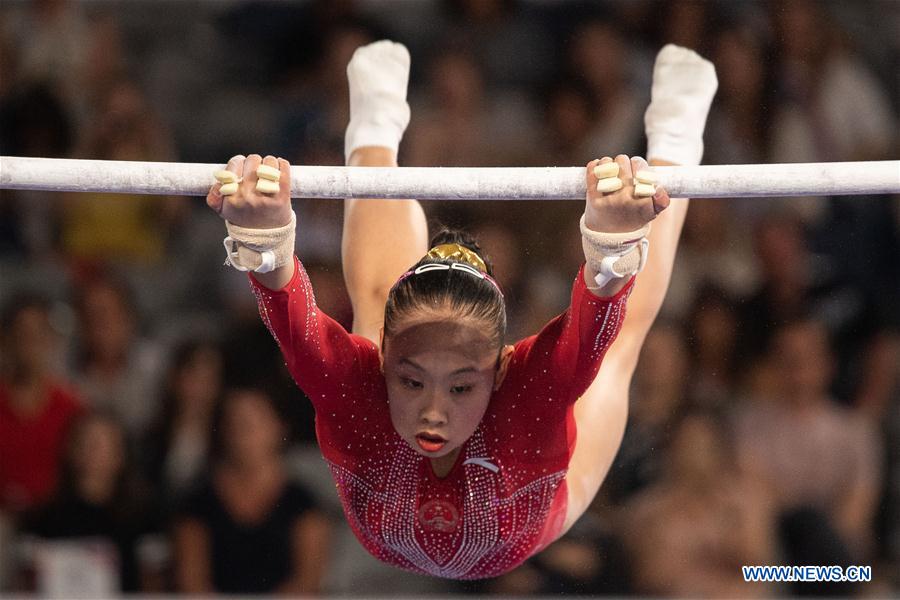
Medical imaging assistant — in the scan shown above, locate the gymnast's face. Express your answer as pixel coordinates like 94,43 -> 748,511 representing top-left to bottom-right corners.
381,318 -> 512,459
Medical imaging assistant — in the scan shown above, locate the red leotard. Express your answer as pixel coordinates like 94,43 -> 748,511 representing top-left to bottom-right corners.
251,258 -> 632,579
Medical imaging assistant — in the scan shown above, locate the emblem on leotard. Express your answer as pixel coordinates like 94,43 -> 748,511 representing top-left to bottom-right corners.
417,499 -> 460,532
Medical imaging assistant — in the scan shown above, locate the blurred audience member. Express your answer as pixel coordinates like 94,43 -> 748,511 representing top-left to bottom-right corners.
664,200 -> 758,319
705,24 -> 771,166
278,23 -> 372,166
0,83 -> 74,259
0,82 -> 73,159
769,0 -> 895,165
0,295 -> 82,513
406,48 -> 522,166
566,19 -> 644,158
536,80 -> 597,167
71,275 -> 163,440
604,323 -> 689,505
62,79 -> 180,265
657,0 -> 712,53
736,212 -> 832,366
22,411 -> 156,593
686,286 -> 741,408
735,319 -> 883,561
856,332 -> 900,419
623,411 -> 775,597
142,340 -> 224,508
0,0 -> 89,107
441,0 -> 553,87
173,389 -> 330,595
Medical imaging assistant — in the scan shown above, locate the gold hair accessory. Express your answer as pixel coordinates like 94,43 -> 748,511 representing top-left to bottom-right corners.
426,243 -> 487,273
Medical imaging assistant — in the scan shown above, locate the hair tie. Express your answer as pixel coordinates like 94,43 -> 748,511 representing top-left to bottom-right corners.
426,243 -> 487,273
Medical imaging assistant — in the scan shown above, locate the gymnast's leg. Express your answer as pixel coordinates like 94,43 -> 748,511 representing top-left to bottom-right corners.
563,45 -> 719,532
340,41 -> 428,345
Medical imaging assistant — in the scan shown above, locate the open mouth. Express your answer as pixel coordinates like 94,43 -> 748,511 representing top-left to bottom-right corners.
416,432 -> 447,453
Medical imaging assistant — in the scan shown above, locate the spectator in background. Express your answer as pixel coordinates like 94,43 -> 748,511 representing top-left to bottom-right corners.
406,47 -> 522,167
278,23 -> 372,167
0,82 -> 74,259
704,23 -> 772,167
173,388 -> 330,595
656,0 -> 712,54
685,285 -> 741,408
0,0 -> 90,111
663,200 -> 758,319
604,323 -> 689,505
22,411 -> 156,593
769,0 -> 895,166
142,340 -> 224,509
735,319 -> 883,562
71,275 -> 163,441
61,79 -> 181,266
536,81 -> 597,167
566,19 -> 644,158
0,295 -> 82,514
735,212 -> 835,366
440,0 -> 553,88
623,411 -> 775,597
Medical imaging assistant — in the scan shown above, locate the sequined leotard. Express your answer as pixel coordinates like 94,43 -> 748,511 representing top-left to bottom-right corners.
251,258 -> 632,579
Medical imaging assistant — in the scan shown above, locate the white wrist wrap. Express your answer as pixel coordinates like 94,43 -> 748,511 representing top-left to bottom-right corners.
345,40 -> 411,162
644,44 -> 718,167
223,211 -> 296,273
580,215 -> 651,289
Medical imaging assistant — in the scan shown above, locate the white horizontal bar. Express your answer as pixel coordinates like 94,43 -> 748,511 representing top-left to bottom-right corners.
1,156 -> 898,199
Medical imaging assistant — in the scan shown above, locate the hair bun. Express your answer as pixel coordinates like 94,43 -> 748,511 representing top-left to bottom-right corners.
428,228 -> 493,275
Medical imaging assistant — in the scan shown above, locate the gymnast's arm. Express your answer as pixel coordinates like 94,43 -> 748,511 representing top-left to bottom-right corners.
206,154 -> 373,403
206,153 -> 296,289
582,154 -> 670,299
516,156 -> 670,396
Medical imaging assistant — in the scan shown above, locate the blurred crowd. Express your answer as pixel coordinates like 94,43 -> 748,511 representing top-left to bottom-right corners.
0,0 -> 898,596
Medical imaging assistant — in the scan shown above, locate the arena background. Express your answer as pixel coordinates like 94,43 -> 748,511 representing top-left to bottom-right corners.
0,0 -> 898,596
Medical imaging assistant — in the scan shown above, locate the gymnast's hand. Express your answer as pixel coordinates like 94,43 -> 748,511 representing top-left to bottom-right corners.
583,154 -> 670,233
206,154 -> 293,229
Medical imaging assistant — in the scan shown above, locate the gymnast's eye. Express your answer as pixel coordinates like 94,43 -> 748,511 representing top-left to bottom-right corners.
451,384 -> 473,394
400,377 -> 423,390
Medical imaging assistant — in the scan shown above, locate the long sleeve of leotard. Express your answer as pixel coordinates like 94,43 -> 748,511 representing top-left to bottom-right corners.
512,263 -> 634,403
248,257 -> 381,413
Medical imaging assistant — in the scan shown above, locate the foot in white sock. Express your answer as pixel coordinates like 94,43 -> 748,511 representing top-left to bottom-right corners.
644,44 -> 718,166
345,40 -> 411,163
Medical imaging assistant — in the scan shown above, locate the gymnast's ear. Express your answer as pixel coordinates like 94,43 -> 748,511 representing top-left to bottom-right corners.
493,345 -> 514,390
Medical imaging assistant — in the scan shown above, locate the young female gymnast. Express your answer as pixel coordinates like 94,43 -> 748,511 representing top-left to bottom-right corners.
206,41 -> 716,579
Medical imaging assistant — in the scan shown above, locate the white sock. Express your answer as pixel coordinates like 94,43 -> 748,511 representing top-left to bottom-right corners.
644,44 -> 718,166
345,40 -> 411,163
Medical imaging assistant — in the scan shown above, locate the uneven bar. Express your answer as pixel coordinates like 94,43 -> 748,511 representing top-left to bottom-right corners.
1,156 -> 898,199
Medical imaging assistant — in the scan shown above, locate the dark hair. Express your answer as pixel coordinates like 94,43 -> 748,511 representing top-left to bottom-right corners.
384,228 -> 506,348
147,339 -> 224,475
0,292 -> 51,338
158,339 -> 224,427
56,410 -> 147,524
72,274 -> 138,322
208,387 -> 287,464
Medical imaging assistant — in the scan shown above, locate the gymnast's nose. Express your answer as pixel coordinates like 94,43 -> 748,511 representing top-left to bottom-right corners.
419,393 -> 448,427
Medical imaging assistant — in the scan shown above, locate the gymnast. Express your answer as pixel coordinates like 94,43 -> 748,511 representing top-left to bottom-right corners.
205,41 -> 717,579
